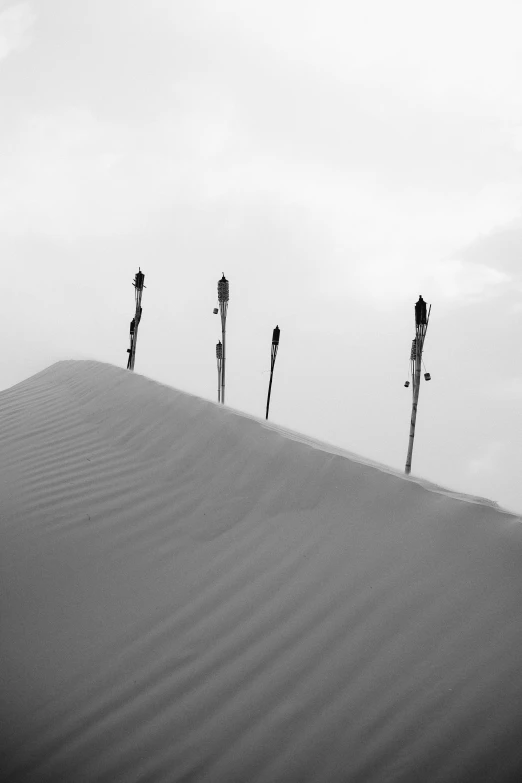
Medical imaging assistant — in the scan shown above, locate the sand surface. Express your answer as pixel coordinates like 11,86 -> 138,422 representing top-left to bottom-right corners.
1,360 -> 522,783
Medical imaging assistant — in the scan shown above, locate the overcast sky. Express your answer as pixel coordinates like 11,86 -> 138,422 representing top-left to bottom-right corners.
1,0 -> 521,512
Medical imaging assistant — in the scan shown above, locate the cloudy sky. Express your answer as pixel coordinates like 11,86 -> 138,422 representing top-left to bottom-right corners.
1,0 -> 521,512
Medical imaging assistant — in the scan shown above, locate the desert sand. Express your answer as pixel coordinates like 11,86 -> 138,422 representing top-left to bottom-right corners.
1,360 -> 522,782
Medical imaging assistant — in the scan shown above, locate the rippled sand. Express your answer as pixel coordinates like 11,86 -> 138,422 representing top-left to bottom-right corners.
1,360 -> 522,782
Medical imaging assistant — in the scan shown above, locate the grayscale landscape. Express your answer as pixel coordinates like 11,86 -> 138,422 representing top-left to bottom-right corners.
1,1 -> 522,780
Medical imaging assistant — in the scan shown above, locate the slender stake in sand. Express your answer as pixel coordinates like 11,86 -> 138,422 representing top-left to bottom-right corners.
218,275 -> 229,405
127,269 -> 145,372
266,325 -> 280,420
216,341 -> 222,403
405,297 -> 431,475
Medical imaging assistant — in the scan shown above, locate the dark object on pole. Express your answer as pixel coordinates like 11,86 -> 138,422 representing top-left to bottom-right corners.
405,295 -> 431,475
265,325 -> 281,420
216,341 -> 223,403
415,295 -> 427,325
217,274 -> 229,404
126,269 -> 145,371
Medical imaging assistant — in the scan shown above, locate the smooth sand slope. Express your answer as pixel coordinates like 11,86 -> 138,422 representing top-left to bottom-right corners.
1,360 -> 522,783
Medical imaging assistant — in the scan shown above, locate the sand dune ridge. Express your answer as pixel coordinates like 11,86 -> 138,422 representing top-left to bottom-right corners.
1,360 -> 521,782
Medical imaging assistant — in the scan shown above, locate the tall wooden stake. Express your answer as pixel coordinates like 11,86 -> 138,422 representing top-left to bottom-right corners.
216,341 -> 222,403
217,275 -> 229,404
405,296 -> 431,475
127,268 -> 145,371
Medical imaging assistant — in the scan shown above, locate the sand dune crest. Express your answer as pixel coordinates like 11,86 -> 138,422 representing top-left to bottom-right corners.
1,360 -> 522,782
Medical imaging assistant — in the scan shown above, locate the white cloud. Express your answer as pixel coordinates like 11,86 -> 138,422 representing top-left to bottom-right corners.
319,255 -> 509,306
482,377 -> 522,402
1,102 -> 517,309
0,2 -> 35,61
168,0 -> 522,116
467,441 -> 504,477
0,108 -> 132,237
426,260 -> 510,303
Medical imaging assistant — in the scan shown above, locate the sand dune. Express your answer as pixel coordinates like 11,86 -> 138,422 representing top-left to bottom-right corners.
1,360 -> 522,783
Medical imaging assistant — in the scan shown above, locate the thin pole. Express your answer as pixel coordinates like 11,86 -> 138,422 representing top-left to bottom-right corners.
265,326 -> 280,420
130,300 -> 140,371
127,269 -> 145,372
217,275 -> 229,405
266,366 -> 274,420
405,333 -> 422,474
216,342 -> 222,403
405,299 -> 430,475
126,325 -> 134,369
221,318 -> 226,404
